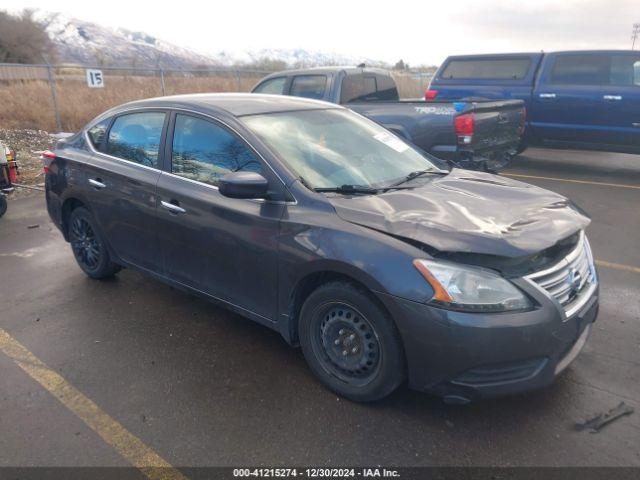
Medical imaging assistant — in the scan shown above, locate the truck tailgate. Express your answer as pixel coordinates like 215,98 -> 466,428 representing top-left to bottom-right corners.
464,100 -> 524,152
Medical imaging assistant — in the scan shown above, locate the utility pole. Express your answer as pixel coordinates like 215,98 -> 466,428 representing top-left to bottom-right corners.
633,23 -> 640,50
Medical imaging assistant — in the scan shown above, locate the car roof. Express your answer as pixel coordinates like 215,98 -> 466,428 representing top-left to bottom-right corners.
106,93 -> 341,118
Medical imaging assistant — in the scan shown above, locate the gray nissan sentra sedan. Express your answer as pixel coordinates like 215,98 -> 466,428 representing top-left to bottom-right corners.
44,94 -> 599,403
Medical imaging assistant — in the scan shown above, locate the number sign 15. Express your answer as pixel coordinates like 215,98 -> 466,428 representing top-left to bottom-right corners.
86,69 -> 105,88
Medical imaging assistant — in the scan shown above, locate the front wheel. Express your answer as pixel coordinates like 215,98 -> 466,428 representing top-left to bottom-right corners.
299,282 -> 405,402
68,207 -> 121,279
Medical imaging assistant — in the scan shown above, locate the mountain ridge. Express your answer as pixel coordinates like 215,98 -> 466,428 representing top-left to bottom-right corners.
35,11 -> 385,69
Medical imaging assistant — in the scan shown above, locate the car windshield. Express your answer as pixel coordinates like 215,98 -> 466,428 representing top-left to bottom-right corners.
241,109 -> 443,190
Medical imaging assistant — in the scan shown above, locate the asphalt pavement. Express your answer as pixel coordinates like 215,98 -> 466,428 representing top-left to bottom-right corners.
0,148 -> 638,470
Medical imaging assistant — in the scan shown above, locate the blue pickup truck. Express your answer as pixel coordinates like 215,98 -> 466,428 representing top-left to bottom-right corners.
428,51 -> 640,155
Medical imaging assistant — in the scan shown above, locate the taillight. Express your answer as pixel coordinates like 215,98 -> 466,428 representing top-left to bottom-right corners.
424,89 -> 439,101
41,150 -> 56,174
518,107 -> 527,135
454,113 -> 474,145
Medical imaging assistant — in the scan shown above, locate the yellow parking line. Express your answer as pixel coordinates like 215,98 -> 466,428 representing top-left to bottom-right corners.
0,327 -> 188,480
503,173 -> 640,190
596,260 -> 640,275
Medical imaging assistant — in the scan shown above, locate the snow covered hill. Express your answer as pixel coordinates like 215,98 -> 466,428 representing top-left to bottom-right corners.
35,11 -> 382,69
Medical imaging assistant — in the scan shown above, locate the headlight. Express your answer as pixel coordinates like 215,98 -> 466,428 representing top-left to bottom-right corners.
413,259 -> 532,312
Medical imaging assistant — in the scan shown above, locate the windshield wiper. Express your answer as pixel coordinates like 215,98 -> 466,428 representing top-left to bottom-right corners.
383,169 -> 446,189
314,184 -> 380,195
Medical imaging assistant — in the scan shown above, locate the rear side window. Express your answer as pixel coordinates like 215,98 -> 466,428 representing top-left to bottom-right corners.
290,75 -> 327,99
106,112 -> 165,167
87,118 -> 110,150
340,74 -> 382,103
375,74 -> 399,100
253,77 -> 286,94
440,58 -> 532,80
550,55 -> 610,85
171,114 -> 262,186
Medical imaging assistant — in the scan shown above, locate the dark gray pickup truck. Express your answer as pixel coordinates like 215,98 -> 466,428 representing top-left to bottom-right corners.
252,66 -> 526,171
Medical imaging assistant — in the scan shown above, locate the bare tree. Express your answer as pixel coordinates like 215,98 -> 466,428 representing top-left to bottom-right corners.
0,9 -> 55,63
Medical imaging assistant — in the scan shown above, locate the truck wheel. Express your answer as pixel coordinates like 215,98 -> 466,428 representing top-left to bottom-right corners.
298,281 -> 405,402
515,141 -> 528,155
68,207 -> 121,279
484,153 -> 514,173
0,195 -> 6,218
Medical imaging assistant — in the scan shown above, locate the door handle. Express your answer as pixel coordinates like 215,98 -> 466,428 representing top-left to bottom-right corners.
539,93 -> 556,99
161,200 -> 186,214
603,95 -> 622,101
633,123 -> 640,128
88,178 -> 106,189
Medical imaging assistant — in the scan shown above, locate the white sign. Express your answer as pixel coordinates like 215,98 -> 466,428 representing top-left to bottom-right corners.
86,69 -> 104,88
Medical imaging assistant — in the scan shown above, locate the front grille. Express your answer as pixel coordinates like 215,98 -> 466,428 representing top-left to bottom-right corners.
525,231 -> 597,318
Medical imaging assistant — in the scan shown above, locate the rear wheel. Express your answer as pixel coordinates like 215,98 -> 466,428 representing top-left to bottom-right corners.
68,207 -> 120,279
299,281 -> 405,402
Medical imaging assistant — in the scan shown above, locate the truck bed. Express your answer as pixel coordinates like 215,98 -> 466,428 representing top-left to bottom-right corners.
349,99 -> 524,170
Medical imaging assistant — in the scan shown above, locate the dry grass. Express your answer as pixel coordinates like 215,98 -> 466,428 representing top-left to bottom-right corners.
0,74 -> 264,132
0,72 -> 430,132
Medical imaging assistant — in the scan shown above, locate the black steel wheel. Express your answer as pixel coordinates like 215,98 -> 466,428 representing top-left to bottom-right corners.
68,207 -> 120,279
299,281 -> 405,402
313,302 -> 382,387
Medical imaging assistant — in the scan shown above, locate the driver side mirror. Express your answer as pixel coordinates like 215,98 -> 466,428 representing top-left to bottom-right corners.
219,171 -> 269,199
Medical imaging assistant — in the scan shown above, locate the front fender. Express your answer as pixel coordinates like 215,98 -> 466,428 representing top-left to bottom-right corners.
276,218 -> 436,342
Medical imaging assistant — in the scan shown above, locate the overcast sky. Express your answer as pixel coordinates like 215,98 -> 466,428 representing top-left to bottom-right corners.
4,0 -> 640,65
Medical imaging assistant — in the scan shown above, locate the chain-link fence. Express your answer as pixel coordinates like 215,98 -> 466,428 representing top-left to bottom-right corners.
0,63 -> 432,132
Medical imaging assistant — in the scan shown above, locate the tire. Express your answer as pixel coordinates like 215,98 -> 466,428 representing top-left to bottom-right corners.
68,207 -> 120,279
515,141 -> 528,155
483,153 -> 513,174
0,195 -> 7,218
299,281 -> 405,402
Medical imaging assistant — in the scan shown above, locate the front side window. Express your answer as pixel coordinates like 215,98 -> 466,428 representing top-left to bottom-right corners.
290,75 -> 327,99
610,56 -> 640,86
253,77 -> 287,94
106,112 -> 165,167
171,114 -> 262,186
87,118 -> 111,150
242,109 -> 440,190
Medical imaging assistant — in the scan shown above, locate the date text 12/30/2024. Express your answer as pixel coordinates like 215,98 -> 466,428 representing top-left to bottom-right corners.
233,468 -> 401,478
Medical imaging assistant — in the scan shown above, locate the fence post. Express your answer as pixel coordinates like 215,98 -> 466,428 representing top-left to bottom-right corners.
46,64 -> 62,132
159,69 -> 166,96
235,70 -> 242,91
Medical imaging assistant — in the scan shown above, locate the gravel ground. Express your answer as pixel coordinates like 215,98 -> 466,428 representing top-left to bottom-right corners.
0,128 -> 58,198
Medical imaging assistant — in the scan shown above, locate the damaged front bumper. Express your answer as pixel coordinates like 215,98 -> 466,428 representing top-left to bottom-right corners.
377,233 -> 600,403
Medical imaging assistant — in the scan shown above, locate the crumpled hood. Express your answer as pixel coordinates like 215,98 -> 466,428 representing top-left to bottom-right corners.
330,169 -> 590,257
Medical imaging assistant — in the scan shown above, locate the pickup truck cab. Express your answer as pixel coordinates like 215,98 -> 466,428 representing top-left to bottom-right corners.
253,67 -> 525,171
428,51 -> 640,155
